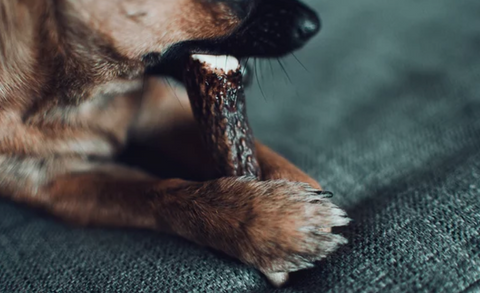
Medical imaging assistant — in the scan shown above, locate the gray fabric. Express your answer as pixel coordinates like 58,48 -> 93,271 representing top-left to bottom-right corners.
1,0 -> 480,292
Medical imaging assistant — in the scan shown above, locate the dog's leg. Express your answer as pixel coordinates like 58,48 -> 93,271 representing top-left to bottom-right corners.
1,156 -> 348,282
255,142 -> 322,189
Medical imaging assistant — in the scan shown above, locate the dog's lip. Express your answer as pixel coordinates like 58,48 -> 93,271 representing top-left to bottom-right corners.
142,36 -> 250,78
143,46 -> 252,86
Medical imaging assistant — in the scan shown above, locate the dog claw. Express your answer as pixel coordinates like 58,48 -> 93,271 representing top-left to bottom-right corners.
316,190 -> 334,198
264,272 -> 289,288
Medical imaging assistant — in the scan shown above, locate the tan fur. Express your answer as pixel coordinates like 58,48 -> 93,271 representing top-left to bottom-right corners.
0,0 -> 349,287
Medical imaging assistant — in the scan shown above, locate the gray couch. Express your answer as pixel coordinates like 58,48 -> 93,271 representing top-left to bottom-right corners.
1,0 -> 479,292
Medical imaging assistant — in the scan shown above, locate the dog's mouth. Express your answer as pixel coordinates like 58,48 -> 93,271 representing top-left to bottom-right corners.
142,44 -> 252,85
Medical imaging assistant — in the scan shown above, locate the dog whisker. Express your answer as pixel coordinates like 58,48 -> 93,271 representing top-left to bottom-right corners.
242,57 -> 250,76
268,59 -> 275,77
276,58 -> 293,85
254,58 -> 268,101
291,53 -> 310,73
259,59 -> 267,84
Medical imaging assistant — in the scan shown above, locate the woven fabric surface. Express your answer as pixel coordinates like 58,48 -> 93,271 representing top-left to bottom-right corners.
1,0 -> 480,292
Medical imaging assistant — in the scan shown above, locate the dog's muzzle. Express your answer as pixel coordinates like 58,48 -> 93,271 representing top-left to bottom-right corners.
144,0 -> 320,78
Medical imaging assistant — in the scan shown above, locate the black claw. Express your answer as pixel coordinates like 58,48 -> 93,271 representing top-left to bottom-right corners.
316,190 -> 334,198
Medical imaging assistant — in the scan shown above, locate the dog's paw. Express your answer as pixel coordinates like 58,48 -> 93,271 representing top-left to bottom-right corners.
173,177 -> 350,286
191,177 -> 350,284
235,179 -> 350,273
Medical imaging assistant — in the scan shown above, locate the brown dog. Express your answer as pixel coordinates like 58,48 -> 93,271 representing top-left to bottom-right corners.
0,0 -> 349,287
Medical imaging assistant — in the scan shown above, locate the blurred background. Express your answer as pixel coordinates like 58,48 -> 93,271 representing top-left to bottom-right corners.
2,0 -> 479,292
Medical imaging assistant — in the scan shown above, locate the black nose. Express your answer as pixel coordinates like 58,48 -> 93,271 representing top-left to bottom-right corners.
295,7 -> 321,42
200,0 -> 322,58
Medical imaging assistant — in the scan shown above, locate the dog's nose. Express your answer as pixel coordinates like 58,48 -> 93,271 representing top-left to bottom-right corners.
214,0 -> 321,57
295,8 -> 321,42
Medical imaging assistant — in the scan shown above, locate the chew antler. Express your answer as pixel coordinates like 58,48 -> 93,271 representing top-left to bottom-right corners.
184,55 -> 261,178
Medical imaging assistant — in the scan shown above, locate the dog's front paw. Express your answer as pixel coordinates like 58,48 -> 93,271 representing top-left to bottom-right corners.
169,177 -> 350,287
233,180 -> 350,275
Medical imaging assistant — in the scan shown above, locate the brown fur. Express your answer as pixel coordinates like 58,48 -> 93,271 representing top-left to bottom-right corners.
0,0 -> 349,286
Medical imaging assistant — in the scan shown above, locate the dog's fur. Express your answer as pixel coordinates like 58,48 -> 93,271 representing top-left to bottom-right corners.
0,0 -> 349,286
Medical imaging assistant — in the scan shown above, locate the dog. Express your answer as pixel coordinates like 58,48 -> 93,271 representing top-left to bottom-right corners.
0,0 -> 349,287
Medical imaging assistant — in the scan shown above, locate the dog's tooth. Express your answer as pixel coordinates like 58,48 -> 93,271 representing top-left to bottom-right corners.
191,54 -> 240,72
